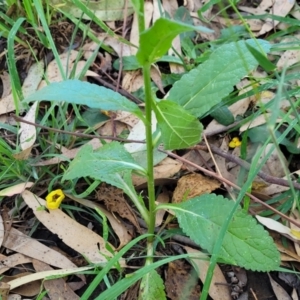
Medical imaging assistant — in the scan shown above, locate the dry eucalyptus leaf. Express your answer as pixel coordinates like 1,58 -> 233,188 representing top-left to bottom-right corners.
290,211 -> 300,257
33,260 -> 80,300
132,157 -> 182,186
38,51 -> 97,89
124,111 -> 156,154
257,144 -> 287,178
277,49 -> 300,71
268,273 -> 292,300
7,265 -> 93,291
2,272 -> 41,297
51,0 -> 134,21
0,282 -> 10,299
2,227 -> 77,269
0,213 -> 4,251
0,72 -> 12,97
258,0 -> 295,35
69,195 -> 132,249
0,182 -> 34,197
172,173 -> 220,203
122,70 -> 144,93
257,0 -> 274,10
96,185 -> 140,232
113,111 -> 140,127
155,191 -> 169,227
19,102 -> 38,152
0,254 -> 33,275
184,246 -> 232,300
21,190 -> 119,265
0,61 -> 44,115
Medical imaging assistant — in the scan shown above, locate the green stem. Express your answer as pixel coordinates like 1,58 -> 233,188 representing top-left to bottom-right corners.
143,63 -> 156,265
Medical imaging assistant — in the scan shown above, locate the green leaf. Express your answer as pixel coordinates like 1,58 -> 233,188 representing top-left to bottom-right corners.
210,106 -> 234,126
169,39 -> 271,118
24,80 -> 144,120
246,43 -> 276,72
113,55 -> 183,71
63,142 -> 146,182
139,270 -> 166,300
174,194 -> 280,271
136,18 -> 212,64
154,100 -> 203,150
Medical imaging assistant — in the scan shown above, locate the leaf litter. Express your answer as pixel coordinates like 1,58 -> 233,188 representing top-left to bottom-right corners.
2,0 -> 300,298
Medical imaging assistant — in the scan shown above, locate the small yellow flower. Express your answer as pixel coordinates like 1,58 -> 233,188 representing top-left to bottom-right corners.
46,189 -> 65,210
229,137 -> 242,148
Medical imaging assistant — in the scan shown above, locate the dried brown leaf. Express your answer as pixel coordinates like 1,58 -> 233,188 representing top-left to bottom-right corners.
172,173 -> 220,203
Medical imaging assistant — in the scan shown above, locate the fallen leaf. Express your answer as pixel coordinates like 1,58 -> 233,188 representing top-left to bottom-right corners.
258,0 -> 295,35
2,227 -> 78,269
172,173 -> 220,203
51,0 -> 134,21
132,157 -> 182,186
268,273 -> 292,300
0,72 -> 12,97
1,272 -> 41,297
7,265 -> 93,290
0,182 -> 34,196
96,184 -> 140,232
0,253 -> 33,275
21,190 -> 123,265
184,246 -> 232,300
0,61 -> 44,115
290,211 -> 300,256
256,215 -> 300,241
33,259 -> 80,300
277,49 -> 300,71
155,191 -> 169,227
68,195 -> 132,250
19,102 -> 38,153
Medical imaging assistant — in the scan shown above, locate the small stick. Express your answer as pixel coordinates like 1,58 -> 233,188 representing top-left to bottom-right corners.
11,114 -> 145,144
160,148 -> 300,228
196,144 -> 300,191
92,76 -> 142,104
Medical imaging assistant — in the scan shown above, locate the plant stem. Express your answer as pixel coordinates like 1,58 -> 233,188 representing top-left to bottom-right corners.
143,63 -> 156,265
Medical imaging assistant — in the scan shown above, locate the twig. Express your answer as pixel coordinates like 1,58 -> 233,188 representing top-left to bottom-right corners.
196,144 -> 300,191
159,148 -> 300,228
92,76 -> 142,104
203,134 -> 236,200
11,114 -> 145,144
204,120 -> 243,137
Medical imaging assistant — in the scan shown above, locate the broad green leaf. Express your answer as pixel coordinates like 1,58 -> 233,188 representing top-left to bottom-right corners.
139,270 -> 166,300
154,100 -> 203,150
169,39 -> 271,118
63,142 -> 146,182
24,80 -> 144,120
174,194 -> 280,271
113,55 -> 183,71
210,106 -> 234,126
136,18 -> 212,64
246,43 -> 276,72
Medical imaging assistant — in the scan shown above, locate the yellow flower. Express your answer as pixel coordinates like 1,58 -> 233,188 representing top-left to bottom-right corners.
46,189 -> 65,210
229,137 -> 242,148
